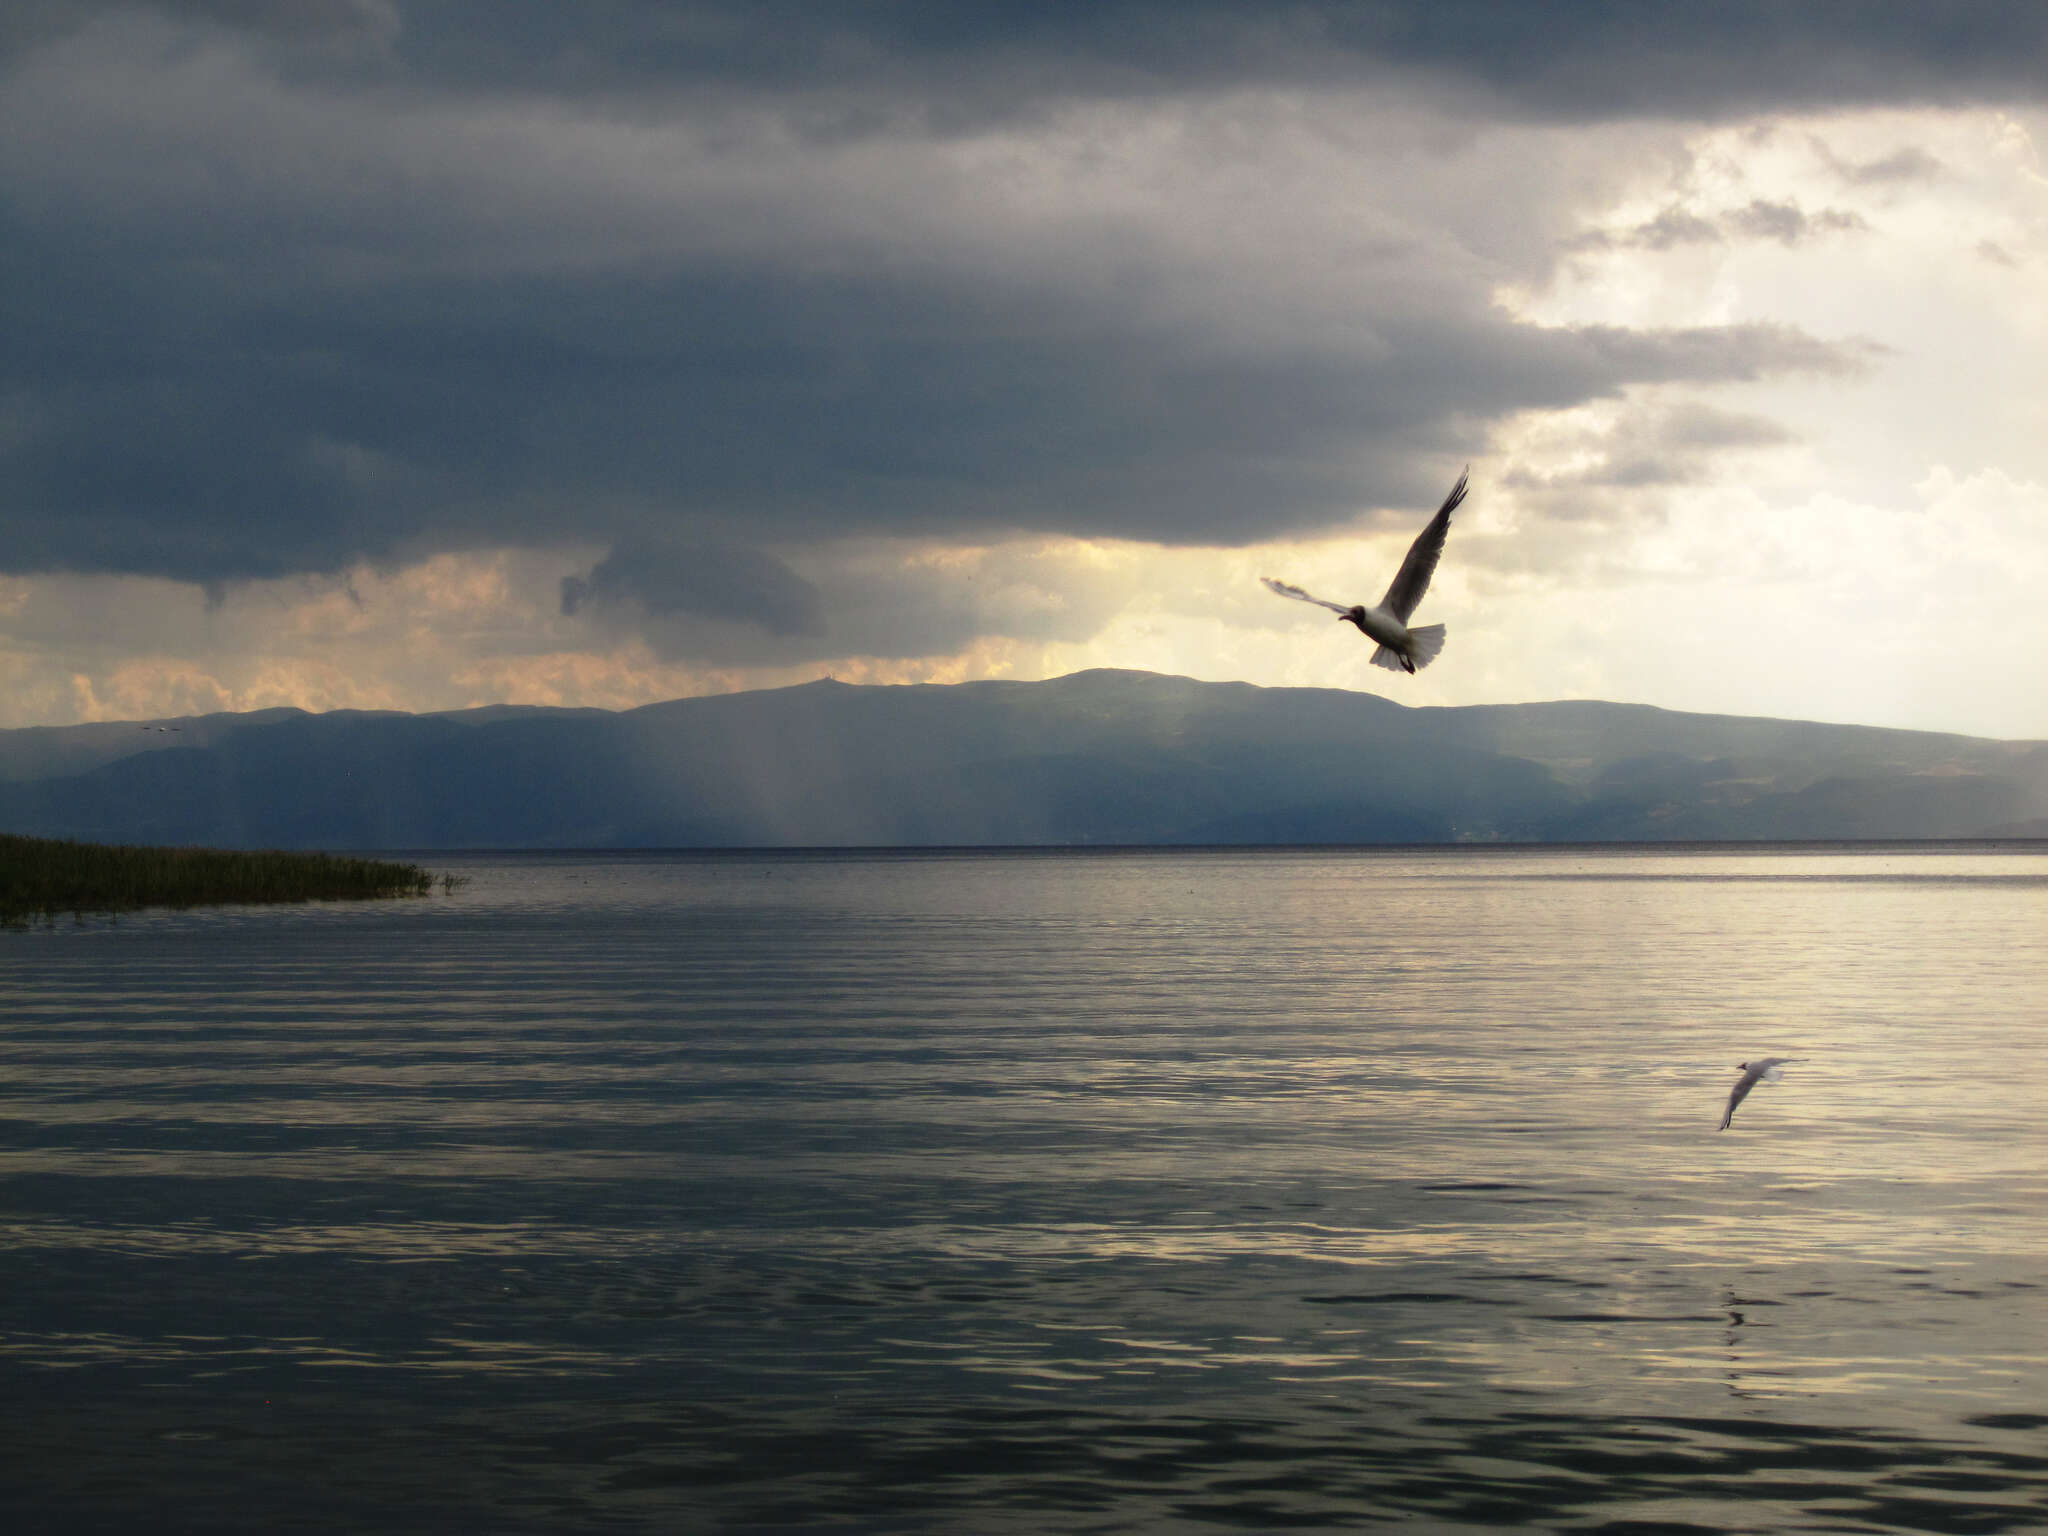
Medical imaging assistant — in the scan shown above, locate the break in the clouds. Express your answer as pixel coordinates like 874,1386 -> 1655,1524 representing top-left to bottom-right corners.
2,3 -> 2047,735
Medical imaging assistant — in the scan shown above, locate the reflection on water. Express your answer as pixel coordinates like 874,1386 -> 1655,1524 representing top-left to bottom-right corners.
5,846 -> 2048,1531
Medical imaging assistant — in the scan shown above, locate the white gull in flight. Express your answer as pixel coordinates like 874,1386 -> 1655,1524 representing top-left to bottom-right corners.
1719,1057 -> 1800,1131
1262,467 -> 1467,674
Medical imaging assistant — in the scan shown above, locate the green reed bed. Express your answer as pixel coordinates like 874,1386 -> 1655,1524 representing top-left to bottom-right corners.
0,833 -> 446,923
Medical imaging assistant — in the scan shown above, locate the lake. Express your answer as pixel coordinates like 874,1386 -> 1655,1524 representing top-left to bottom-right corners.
5,845 -> 2048,1532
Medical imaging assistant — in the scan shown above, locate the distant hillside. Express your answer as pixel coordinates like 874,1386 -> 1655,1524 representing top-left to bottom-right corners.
1,670 -> 2043,848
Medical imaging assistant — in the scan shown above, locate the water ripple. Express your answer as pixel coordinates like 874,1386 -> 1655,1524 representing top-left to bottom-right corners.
6,846 -> 2048,1530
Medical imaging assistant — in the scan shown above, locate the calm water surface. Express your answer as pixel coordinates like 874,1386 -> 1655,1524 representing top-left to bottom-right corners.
5,846 -> 2048,1532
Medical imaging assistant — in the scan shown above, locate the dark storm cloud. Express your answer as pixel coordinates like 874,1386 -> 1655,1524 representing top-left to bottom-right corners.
0,0 -> 392,54
0,200 -> 1874,582
223,2 -> 2048,120
561,538 -> 822,638
18,2 -> 2048,128
559,537 -> 1130,666
0,0 -> 2006,592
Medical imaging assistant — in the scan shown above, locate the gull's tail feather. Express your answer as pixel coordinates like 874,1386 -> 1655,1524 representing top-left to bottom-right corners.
1371,624 -> 1447,674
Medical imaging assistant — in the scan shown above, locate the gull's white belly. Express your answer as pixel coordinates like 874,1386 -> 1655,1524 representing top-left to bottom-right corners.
1357,606 -> 1409,648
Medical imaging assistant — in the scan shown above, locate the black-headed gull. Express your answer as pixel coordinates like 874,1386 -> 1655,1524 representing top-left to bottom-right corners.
1262,468 -> 1467,674
1719,1058 -> 1799,1131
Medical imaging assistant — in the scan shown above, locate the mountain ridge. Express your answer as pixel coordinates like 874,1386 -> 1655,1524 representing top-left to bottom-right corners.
1,669 -> 2042,848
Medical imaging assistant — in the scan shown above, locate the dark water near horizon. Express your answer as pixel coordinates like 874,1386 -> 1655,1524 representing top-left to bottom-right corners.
5,845 -> 2048,1533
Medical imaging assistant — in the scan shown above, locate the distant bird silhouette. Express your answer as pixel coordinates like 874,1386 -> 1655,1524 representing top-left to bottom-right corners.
1719,1058 -> 1799,1131
1262,468 -> 1467,674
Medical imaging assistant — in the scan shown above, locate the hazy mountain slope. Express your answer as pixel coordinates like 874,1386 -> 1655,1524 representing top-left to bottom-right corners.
0,707 -> 310,784
0,670 -> 2042,847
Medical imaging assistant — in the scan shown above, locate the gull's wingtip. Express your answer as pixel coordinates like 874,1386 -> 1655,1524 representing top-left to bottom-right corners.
1441,465 -> 1471,515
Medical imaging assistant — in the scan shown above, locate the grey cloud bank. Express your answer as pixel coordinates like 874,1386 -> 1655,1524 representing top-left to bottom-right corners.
1,2 -> 2041,666
29,2 -> 2036,123
559,538 -> 1132,666
1576,198 -> 1870,252
561,540 -> 825,639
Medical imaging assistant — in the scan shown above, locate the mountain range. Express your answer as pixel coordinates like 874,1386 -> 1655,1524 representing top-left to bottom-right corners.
1,669 -> 2044,848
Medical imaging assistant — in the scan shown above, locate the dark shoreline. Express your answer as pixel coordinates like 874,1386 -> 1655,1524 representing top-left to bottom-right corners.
0,833 -> 441,923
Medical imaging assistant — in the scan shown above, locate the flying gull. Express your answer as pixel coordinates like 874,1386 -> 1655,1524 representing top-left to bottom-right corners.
1262,467 -> 1468,674
1719,1057 -> 1800,1131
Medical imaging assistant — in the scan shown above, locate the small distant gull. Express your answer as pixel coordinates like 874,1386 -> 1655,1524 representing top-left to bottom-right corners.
1262,467 -> 1468,674
1719,1058 -> 1800,1131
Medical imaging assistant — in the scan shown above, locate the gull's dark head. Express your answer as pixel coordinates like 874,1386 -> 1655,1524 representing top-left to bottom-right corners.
1339,606 -> 1367,631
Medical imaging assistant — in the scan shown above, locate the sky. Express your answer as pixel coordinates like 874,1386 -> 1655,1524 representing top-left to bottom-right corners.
3,1 -> 2046,738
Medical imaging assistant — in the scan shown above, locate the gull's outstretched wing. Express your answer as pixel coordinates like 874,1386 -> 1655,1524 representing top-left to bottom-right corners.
1378,467 -> 1467,622
1718,1068 -> 1760,1131
1718,1058 -> 1798,1131
1262,577 -> 1351,615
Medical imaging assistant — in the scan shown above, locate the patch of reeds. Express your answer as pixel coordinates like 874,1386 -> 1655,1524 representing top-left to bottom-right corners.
0,833 -> 445,924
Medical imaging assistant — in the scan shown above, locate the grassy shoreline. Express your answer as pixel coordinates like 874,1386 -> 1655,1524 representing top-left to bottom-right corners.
1,833 -> 445,923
